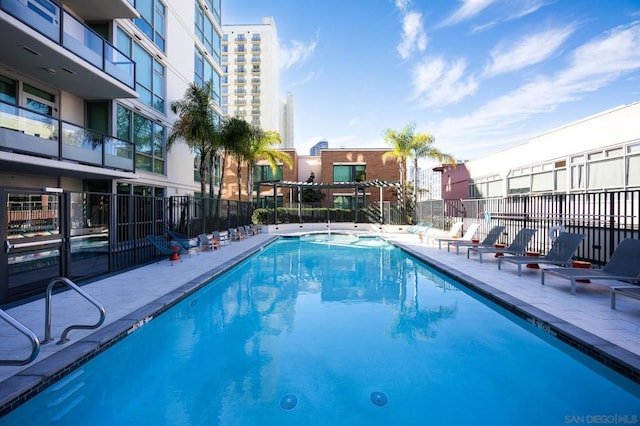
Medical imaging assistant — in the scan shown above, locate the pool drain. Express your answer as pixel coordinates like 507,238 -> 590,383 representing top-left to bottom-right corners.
370,391 -> 388,406
280,394 -> 297,410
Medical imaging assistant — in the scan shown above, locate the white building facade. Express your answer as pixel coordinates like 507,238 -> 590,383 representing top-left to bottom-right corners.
0,0 -> 224,197
280,91 -> 294,148
221,17 -> 280,133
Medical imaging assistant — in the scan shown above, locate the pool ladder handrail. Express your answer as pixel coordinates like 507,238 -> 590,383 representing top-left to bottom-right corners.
0,309 -> 40,366
44,277 -> 106,345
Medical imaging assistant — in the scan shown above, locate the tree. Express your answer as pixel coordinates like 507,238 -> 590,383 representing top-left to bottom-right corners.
217,117 -> 253,201
167,82 -> 219,196
383,122 -> 455,212
244,128 -> 292,203
382,124 -> 414,206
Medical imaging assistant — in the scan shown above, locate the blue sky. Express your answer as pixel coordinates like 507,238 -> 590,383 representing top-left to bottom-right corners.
222,0 -> 640,161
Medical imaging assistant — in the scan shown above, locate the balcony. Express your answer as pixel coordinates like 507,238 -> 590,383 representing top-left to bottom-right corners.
0,101 -> 135,174
0,0 -> 137,100
57,0 -> 138,21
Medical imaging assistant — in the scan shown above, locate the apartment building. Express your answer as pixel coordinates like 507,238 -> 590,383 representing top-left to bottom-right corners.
279,91 -> 294,149
0,0 -> 223,302
221,17 -> 279,133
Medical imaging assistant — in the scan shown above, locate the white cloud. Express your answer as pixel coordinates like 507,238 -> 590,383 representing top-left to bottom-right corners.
433,21 -> 640,156
411,56 -> 478,107
484,25 -> 575,77
280,33 -> 319,70
442,0 -> 498,26
397,9 -> 428,60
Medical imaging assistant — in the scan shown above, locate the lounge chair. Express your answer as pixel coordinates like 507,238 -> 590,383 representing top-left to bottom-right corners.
420,221 -> 463,244
436,223 -> 480,250
541,238 -> 640,295
610,285 -> 640,310
447,225 -> 506,255
167,231 -> 200,257
406,222 -> 429,234
498,232 -> 585,276
467,228 -> 537,263
212,230 -> 230,246
147,235 -> 183,265
228,228 -> 244,241
197,233 -> 218,251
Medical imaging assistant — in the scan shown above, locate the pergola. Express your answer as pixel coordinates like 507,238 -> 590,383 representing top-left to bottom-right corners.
258,179 -> 401,223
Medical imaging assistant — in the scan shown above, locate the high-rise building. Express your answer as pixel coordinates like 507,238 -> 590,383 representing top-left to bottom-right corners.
280,91 -> 294,148
222,17 -> 279,133
310,140 -> 329,156
0,0 -> 224,197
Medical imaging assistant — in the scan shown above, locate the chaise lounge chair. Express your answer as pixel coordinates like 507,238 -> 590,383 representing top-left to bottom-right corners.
541,238 -> 640,295
197,233 -> 218,251
447,225 -> 506,255
436,223 -> 480,249
421,221 -> 463,244
498,232 -> 585,276
467,228 -> 537,263
406,222 -> 430,234
168,231 -> 200,257
147,235 -> 184,265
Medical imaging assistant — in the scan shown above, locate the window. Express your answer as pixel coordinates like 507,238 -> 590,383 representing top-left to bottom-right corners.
117,104 -> 165,173
195,3 -> 221,62
333,165 -> 366,182
0,75 -> 17,104
134,0 -> 165,51
333,195 -> 364,209
117,28 -> 165,112
254,165 -> 283,187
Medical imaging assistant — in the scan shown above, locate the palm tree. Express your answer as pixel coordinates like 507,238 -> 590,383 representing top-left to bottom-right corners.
217,117 -> 253,201
382,124 -> 414,205
167,82 -> 219,196
410,133 -> 455,205
244,129 -> 292,203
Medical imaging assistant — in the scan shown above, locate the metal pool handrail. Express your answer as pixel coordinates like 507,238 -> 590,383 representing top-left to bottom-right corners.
44,277 -> 106,345
0,309 -> 40,366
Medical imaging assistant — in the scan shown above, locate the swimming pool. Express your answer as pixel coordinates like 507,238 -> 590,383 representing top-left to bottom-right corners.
1,236 -> 639,425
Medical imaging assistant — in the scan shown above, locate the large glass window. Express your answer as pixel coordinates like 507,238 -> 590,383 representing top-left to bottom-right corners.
117,104 -> 165,173
133,43 -> 164,112
254,165 -> 283,185
333,165 -> 366,182
117,28 -> 165,112
134,0 -> 165,51
0,75 -> 17,104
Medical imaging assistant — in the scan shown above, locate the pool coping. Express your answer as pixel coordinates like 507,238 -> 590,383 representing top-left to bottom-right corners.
0,237 -> 279,418
396,241 -> 640,385
1,234 -> 638,417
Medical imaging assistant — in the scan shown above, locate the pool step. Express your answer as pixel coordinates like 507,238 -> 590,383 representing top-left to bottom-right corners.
46,369 -> 86,422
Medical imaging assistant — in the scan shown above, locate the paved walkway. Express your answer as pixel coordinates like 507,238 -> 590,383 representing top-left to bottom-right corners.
1,230 -> 639,413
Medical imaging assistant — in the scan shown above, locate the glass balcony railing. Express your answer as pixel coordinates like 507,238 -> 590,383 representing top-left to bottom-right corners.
1,0 -> 135,89
0,101 -> 135,172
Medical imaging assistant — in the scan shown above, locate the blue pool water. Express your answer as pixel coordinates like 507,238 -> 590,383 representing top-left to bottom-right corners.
2,236 -> 639,425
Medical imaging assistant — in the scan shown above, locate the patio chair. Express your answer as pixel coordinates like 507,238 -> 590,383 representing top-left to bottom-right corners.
406,222 -> 430,234
436,223 -> 480,250
447,225 -> 506,255
147,235 -> 183,265
420,221 -> 463,244
228,228 -> 244,241
197,233 -> 218,251
447,226 -> 505,254
167,231 -> 200,257
498,232 -> 585,276
541,238 -> 640,295
212,230 -> 230,246
467,228 -> 537,263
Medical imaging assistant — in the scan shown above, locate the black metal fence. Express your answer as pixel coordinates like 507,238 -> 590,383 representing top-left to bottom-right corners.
416,191 -> 640,266
111,195 -> 254,271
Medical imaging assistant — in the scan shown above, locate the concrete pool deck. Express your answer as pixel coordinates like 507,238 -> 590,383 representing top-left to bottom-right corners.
1,228 -> 639,414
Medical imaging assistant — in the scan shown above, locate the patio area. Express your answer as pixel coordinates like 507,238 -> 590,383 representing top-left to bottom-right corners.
1,228 -> 639,414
